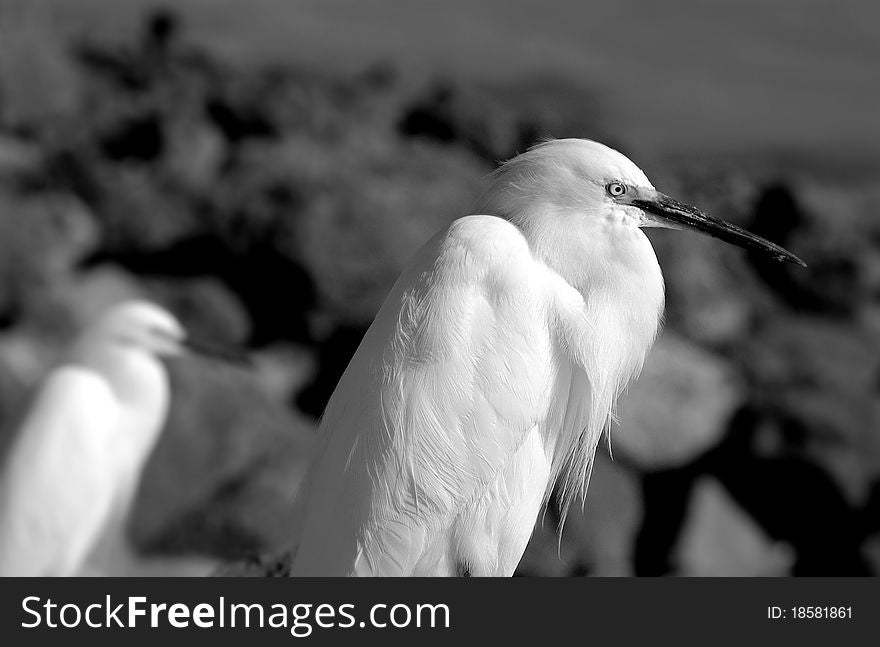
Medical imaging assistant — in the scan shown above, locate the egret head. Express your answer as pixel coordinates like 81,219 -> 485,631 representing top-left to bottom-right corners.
86,300 -> 249,364
477,138 -> 805,267
87,301 -> 185,357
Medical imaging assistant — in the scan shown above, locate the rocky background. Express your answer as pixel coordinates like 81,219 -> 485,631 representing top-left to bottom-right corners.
0,3 -> 878,576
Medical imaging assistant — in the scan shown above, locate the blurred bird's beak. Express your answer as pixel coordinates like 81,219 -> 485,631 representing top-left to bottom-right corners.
182,335 -> 253,366
631,190 -> 806,267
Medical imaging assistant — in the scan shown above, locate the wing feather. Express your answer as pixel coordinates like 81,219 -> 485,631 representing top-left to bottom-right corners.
292,216 -> 565,575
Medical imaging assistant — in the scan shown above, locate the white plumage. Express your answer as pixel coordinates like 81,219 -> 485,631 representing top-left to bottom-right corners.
290,139 -> 802,576
0,301 -> 183,576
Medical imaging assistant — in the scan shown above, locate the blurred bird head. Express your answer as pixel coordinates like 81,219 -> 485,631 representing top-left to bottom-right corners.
82,300 -> 250,365
87,301 -> 186,357
476,138 -> 805,270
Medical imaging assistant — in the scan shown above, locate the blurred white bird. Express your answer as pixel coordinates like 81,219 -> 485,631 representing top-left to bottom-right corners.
0,300 -> 246,576
290,139 -> 803,577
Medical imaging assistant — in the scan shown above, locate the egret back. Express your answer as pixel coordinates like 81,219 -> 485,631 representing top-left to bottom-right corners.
0,368 -> 119,576
292,216 -> 596,576
72,344 -> 172,576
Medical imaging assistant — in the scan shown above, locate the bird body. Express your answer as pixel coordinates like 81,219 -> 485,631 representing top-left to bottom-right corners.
293,142 -> 669,576
291,139 -> 803,576
0,368 -> 122,575
0,302 -> 182,576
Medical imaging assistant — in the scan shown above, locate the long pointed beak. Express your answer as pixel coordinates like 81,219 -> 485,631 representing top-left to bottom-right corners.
631,191 -> 806,267
182,335 -> 253,366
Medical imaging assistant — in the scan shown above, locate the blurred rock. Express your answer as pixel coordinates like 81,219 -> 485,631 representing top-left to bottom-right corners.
517,452 -> 643,576
743,182 -> 812,305
75,7 -> 184,94
80,552 -> 219,578
705,406 -> 873,575
131,355 -> 315,558
143,276 -> 251,346
98,112 -> 164,163
675,477 -> 794,576
762,390 -> 877,505
773,232 -> 869,315
514,520 -> 574,577
0,3 -> 83,128
746,316 -> 880,393
560,452 -> 642,576
0,190 -> 99,319
0,134 -> 42,178
743,181 -> 878,315
213,132 -> 485,326
251,344 -> 316,404
653,231 -> 761,347
0,355 -> 28,460
863,251 -> 880,301
164,119 -> 226,192
864,534 -> 880,576
746,182 -> 806,247
856,301 -> 880,342
87,164 -> 200,251
0,329 -> 61,392
647,173 -> 797,345
743,315 -> 880,500
295,324 -> 366,418
212,549 -> 295,577
292,140 -> 486,323
615,334 -> 744,469
398,82 -> 529,162
633,464 -> 702,576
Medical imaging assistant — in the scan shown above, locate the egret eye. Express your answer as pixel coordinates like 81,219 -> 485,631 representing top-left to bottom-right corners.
606,182 -> 627,197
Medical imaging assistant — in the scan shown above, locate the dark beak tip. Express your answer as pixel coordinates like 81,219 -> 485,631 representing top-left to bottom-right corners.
635,194 -> 807,270
765,249 -> 807,268
183,336 -> 253,367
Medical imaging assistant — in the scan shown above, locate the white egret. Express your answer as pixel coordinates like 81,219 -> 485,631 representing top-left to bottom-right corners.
290,139 -> 804,577
0,300 -> 247,576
